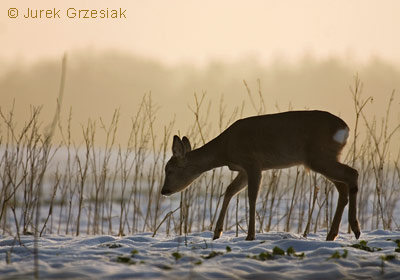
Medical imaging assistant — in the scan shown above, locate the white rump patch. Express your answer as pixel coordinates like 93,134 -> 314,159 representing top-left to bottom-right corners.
333,127 -> 349,144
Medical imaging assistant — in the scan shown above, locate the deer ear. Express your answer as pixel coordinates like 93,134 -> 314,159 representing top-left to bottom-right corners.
172,135 -> 185,158
182,136 -> 192,154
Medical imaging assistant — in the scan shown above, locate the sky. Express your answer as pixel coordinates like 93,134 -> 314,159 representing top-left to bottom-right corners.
0,0 -> 399,148
1,0 -> 400,66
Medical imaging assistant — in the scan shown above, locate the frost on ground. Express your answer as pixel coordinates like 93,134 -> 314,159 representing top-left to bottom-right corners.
1,230 -> 400,279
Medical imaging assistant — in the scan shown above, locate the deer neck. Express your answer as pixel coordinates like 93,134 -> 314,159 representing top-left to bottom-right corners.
186,140 -> 223,173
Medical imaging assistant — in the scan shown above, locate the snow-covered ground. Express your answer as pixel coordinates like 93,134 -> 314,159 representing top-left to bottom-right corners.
1,230 -> 400,279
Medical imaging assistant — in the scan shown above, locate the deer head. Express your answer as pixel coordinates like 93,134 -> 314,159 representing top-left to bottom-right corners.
161,135 -> 201,196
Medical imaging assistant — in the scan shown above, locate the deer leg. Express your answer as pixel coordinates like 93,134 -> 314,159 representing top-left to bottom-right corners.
348,184 -> 360,239
245,168 -> 262,241
326,181 -> 348,241
308,160 -> 360,240
213,171 -> 247,240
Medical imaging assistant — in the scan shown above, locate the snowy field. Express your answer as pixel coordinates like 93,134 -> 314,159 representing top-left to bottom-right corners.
1,230 -> 400,279
1,102 -> 399,279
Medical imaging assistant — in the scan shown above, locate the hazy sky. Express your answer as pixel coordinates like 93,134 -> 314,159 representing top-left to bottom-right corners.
1,0 -> 400,65
1,0 -> 399,149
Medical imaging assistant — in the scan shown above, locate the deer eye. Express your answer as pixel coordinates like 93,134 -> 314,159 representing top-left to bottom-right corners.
165,164 -> 175,175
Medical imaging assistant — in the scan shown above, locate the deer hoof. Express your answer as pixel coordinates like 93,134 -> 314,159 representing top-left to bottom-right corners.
350,220 -> 361,239
326,232 -> 338,241
213,230 -> 222,240
245,235 -> 255,241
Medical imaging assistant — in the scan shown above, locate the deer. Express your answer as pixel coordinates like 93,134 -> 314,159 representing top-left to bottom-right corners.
161,110 -> 361,241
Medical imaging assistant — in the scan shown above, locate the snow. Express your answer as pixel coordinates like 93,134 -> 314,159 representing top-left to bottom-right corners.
1,230 -> 400,279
